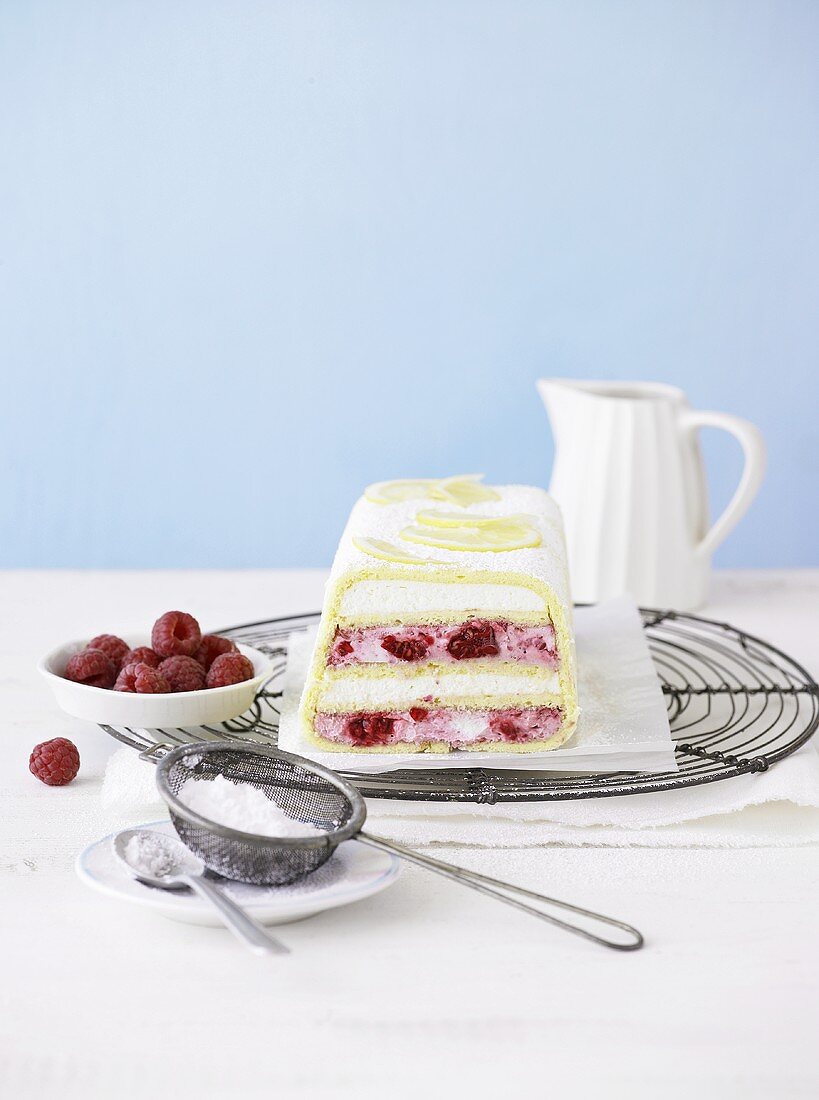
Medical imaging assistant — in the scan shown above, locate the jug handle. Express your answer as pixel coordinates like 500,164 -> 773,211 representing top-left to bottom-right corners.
680,410 -> 766,559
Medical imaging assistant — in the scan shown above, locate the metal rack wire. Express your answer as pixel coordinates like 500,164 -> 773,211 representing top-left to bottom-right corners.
101,608 -> 818,804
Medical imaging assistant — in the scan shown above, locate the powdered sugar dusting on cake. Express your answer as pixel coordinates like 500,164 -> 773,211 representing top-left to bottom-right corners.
329,485 -> 572,616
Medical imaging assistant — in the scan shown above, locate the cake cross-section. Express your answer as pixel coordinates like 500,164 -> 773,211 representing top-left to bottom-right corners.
298,477 -> 579,754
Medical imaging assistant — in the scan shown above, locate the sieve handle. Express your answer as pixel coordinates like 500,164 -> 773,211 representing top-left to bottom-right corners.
357,832 -> 643,951
182,875 -> 290,956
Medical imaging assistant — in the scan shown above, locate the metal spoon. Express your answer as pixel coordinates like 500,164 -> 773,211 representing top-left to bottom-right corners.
113,827 -> 289,956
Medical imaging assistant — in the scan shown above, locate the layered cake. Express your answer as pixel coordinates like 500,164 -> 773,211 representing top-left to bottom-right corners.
298,476 -> 578,753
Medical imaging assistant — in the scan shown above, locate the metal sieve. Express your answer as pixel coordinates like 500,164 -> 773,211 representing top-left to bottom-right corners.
153,741 -> 643,950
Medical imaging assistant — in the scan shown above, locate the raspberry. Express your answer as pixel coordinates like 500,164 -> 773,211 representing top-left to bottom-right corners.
194,634 -> 237,670
159,655 -> 206,692
493,717 -> 527,742
345,714 -> 395,746
446,621 -> 499,660
115,662 -> 171,694
121,646 -> 160,669
409,707 -> 429,722
64,648 -> 116,689
151,611 -> 202,658
332,638 -> 354,659
381,634 -> 430,662
488,708 -> 559,742
206,652 -> 254,688
86,634 -> 130,669
29,737 -> 80,786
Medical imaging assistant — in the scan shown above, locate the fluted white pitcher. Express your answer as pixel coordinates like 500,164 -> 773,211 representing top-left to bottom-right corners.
537,380 -> 766,610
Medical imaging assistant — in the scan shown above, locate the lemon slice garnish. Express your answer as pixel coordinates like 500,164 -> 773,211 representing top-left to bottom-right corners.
364,479 -> 440,505
400,519 -> 541,552
365,474 -> 500,506
352,536 -> 440,565
426,473 -> 485,500
415,510 -> 539,529
434,475 -> 501,506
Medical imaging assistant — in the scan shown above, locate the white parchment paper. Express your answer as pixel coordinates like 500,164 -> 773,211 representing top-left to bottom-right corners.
278,596 -> 677,775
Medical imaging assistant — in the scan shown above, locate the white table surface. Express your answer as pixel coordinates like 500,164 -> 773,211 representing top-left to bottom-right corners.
2,569 -> 818,1099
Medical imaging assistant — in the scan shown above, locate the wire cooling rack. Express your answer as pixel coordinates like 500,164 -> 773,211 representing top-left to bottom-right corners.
101,609 -> 818,803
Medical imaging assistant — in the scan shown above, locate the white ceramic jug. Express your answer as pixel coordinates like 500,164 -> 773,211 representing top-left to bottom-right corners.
537,380 -> 766,610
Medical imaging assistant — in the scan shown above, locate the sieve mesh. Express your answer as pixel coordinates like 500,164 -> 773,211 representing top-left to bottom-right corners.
157,744 -> 366,886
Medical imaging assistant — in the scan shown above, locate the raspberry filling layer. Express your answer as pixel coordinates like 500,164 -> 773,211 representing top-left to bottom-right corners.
315,706 -> 562,748
328,620 -> 558,669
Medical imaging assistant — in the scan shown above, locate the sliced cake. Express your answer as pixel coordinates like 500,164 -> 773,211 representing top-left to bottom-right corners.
298,475 -> 578,753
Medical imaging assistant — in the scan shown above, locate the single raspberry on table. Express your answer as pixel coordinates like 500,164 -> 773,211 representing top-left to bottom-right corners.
115,662 -> 171,694
159,655 -> 206,692
121,646 -> 160,669
64,648 -> 117,689
206,652 -> 255,688
446,620 -> 499,660
29,737 -> 80,786
86,634 -> 130,669
151,611 -> 202,658
381,634 -> 430,662
345,714 -> 395,746
194,634 -> 237,671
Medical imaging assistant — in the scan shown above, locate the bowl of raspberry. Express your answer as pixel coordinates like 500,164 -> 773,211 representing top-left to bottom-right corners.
39,611 -> 271,727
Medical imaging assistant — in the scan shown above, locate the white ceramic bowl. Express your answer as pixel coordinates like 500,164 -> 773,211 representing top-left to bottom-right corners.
39,635 -> 271,727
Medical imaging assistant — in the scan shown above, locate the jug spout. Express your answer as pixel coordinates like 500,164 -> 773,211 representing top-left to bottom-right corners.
536,379 -> 592,448
536,377 -> 587,414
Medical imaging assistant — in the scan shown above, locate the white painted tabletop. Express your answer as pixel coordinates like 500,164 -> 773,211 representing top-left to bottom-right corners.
2,569 -> 818,1099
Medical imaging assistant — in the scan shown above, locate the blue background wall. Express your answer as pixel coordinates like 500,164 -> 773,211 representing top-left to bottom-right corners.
2,0 -> 817,568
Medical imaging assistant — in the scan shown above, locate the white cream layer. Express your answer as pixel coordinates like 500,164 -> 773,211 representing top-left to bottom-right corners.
338,579 -> 545,619
317,667 -> 561,710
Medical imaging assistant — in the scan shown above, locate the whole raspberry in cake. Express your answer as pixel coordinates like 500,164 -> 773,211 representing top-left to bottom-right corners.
115,662 -> 171,694
492,717 -> 527,742
159,655 -> 206,692
206,652 -> 254,688
346,714 -> 395,746
446,620 -> 500,660
151,611 -> 202,658
194,634 -> 237,671
64,648 -> 117,689
86,634 -> 130,669
331,638 -> 354,660
121,646 -> 160,669
381,634 -> 430,662
488,707 -> 560,743
29,737 -> 81,786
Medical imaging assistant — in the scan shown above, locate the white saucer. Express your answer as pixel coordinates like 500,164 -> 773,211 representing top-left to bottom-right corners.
76,821 -> 400,926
